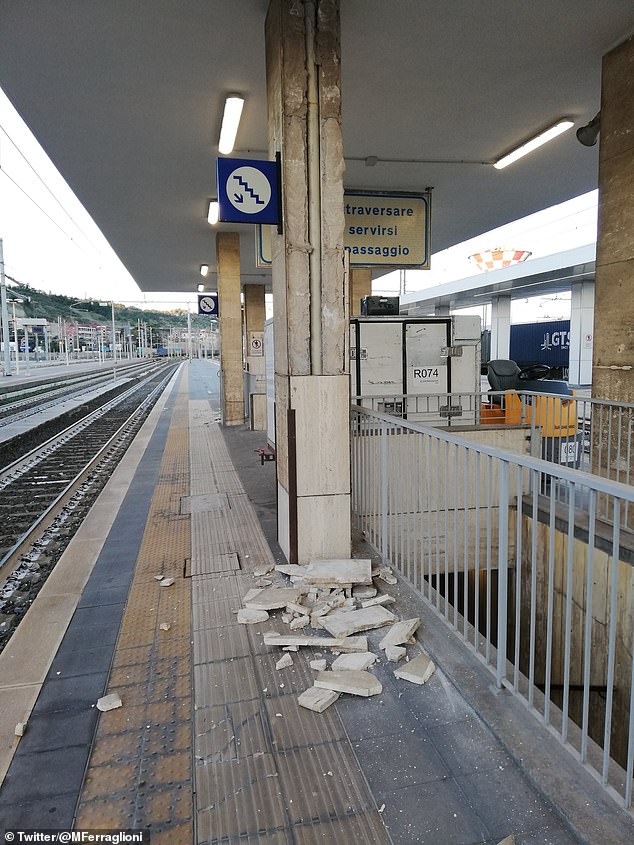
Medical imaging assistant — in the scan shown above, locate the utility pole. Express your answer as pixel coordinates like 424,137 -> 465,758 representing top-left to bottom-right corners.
0,240 -> 12,376
187,310 -> 192,360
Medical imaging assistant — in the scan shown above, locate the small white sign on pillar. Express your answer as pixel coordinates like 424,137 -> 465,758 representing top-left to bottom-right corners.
249,331 -> 264,356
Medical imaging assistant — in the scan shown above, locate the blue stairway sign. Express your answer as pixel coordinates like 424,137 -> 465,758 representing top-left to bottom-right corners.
198,294 -> 219,316
217,157 -> 280,225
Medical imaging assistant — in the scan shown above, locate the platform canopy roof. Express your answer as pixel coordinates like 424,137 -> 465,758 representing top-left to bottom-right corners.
1,1 -> 633,294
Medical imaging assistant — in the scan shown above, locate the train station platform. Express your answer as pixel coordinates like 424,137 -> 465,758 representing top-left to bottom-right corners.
0,359 -> 632,845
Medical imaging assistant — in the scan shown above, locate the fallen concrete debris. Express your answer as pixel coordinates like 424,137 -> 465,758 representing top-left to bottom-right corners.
304,559 -> 372,587
310,659 -> 327,671
497,838 -> 515,845
153,575 -> 164,581
379,618 -> 421,650
331,652 -> 377,672
315,670 -> 382,697
275,564 -> 307,578
255,578 -> 273,587
286,601 -> 308,615
394,653 -> 436,685
242,588 -> 264,604
96,692 -> 122,712
290,615 -> 310,630
361,594 -> 395,608
245,587 -> 302,610
385,644 -> 406,662
159,577 -> 175,587
353,585 -> 377,599
237,608 -> 270,624
321,606 -> 395,639
159,622 -> 171,632
254,563 -> 275,577
263,633 -> 368,652
14,722 -> 26,737
373,566 -> 397,585
283,645 -> 299,652
276,653 -> 293,670
298,686 -> 339,713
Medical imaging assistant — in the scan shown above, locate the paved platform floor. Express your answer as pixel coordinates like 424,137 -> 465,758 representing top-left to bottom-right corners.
0,360 -> 631,844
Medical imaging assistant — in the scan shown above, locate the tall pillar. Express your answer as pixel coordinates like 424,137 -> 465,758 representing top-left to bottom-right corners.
266,0 -> 350,563
243,284 -> 266,376
216,232 -> 245,426
568,279 -> 594,385
434,304 -> 450,317
349,268 -> 371,316
244,283 -> 267,430
490,295 -> 511,360
592,35 -> 634,401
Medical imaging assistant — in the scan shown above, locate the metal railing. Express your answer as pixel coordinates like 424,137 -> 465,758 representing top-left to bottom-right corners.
353,390 -> 634,528
351,404 -> 634,809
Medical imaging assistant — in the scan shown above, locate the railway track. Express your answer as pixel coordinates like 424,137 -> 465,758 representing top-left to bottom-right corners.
0,360 -> 180,650
0,359 -> 160,425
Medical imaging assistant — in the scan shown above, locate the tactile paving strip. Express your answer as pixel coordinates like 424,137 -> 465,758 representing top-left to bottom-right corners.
75,370 -> 193,843
188,399 -> 390,845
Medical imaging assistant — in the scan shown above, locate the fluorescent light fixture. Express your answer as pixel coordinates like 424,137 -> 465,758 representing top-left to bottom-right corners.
197,283 -> 205,293
200,264 -> 209,277
218,95 -> 244,154
494,120 -> 574,170
207,200 -> 219,225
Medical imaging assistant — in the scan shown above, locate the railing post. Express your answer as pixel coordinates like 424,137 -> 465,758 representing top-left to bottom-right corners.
496,461 -> 510,688
380,422 -> 389,562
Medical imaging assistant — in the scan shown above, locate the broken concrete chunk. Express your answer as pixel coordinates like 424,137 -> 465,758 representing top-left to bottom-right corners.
254,563 -> 275,576
497,837 -> 515,845
374,566 -> 398,585
298,686 -> 339,713
153,575 -> 164,581
394,653 -> 436,685
331,652 -> 377,672
245,587 -> 301,611
242,587 -> 265,605
310,659 -> 327,671
281,613 -> 293,624
14,722 -> 26,737
237,608 -> 269,624
96,692 -> 122,712
263,633 -> 368,652
315,670 -> 383,697
255,578 -> 273,587
321,606 -> 395,639
379,618 -> 421,650
385,645 -> 406,662
353,585 -> 377,599
286,601 -> 308,615
290,615 -> 310,630
159,577 -> 175,587
282,645 -> 299,652
304,559 -> 372,587
361,594 -> 395,608
159,622 -> 171,632
276,653 -> 293,670
275,564 -> 307,577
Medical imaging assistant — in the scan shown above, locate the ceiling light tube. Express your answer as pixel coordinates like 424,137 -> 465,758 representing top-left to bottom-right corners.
218,95 -> 244,154
200,264 -> 209,277
494,120 -> 574,170
207,200 -> 219,225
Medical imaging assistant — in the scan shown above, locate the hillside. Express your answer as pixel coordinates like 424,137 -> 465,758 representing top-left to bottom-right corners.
6,282 -> 215,332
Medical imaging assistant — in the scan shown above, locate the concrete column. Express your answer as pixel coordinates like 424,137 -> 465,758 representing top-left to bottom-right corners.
490,295 -> 511,360
569,279 -> 594,386
592,35 -> 634,401
243,284 -> 266,375
244,283 -> 267,430
435,303 -> 450,317
349,268 -> 371,316
266,0 -> 350,563
216,232 -> 245,426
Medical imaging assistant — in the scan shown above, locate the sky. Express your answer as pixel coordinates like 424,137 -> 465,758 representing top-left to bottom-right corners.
0,84 -> 597,322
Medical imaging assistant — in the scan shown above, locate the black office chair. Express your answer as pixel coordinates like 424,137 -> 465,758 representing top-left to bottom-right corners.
487,359 -> 521,404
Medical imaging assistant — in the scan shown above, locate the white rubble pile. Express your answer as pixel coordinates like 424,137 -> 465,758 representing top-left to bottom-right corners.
238,558 -> 436,712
